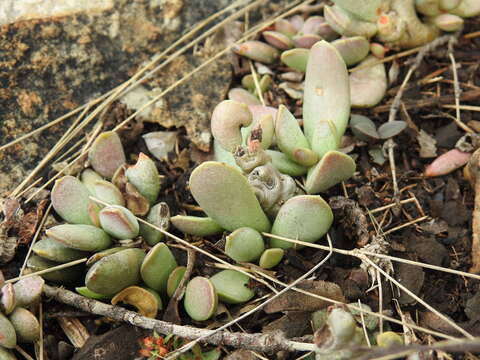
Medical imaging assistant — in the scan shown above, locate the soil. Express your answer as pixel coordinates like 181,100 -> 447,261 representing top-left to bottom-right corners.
1,1 -> 480,359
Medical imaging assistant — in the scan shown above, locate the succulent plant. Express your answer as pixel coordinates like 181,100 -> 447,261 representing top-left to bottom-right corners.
176,40 -> 352,270
0,275 -> 44,354
324,0 -> 477,50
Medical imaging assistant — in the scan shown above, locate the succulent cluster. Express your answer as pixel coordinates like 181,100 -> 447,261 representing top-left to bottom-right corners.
232,1 -> 479,109
0,275 -> 44,359
26,131 -> 270,322
325,0 -> 478,49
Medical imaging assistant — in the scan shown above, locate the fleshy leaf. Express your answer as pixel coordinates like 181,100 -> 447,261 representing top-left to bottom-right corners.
225,227 -> 265,262
140,243 -> 177,294
259,248 -> 284,269
305,151 -> 356,194
27,256 -> 83,284
210,270 -> 254,304
189,162 -> 271,232
85,248 -> 145,296
76,286 -> 111,300
140,202 -> 170,246
324,5 -> 378,38
125,153 -> 161,205
263,31 -> 294,50
0,284 -> 15,315
331,36 -> 370,66
448,0 -> 480,17
432,13 -> 463,31
280,48 -> 309,72
424,149 -> 471,177
80,169 -> 103,195
293,34 -> 322,49
228,88 -> 261,106
93,180 -> 125,207
170,215 -> 223,237
33,237 -> 90,262
167,266 -> 187,298
332,0 -> 382,22
233,41 -> 279,64
270,195 -> 333,249
0,313 -> 16,348
88,131 -> 126,179
211,100 -> 253,152
266,150 -> 308,176
303,41 -> 350,152
51,176 -> 98,225
111,286 -> 158,318
350,56 -> 387,108
99,205 -> 139,240
13,276 -> 44,308
275,105 -> 318,166
184,277 -> 218,321
275,18 -> 298,37
46,224 -> 112,252
9,308 -> 40,343
377,120 -> 407,139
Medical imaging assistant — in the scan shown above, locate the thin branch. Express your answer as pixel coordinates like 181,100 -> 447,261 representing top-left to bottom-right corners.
42,284 -> 315,354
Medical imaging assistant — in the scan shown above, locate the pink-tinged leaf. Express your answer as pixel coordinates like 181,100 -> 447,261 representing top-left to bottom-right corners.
88,131 -> 126,179
233,41 -> 279,64
263,31 -> 294,50
424,149 -> 471,177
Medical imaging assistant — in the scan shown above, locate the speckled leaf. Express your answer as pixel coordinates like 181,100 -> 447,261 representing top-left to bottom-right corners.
225,227 -> 265,263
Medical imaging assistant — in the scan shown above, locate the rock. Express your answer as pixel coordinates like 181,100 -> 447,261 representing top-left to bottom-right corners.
0,0 -> 233,194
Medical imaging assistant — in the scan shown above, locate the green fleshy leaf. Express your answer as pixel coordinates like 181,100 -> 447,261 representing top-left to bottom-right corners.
263,31 -> 294,50
170,215 -> 223,237
266,150 -> 308,176
259,248 -> 284,269
210,270 -> 254,304
85,248 -> 145,296
32,237 -> 90,262
331,36 -> 370,66
280,48 -> 309,72
270,195 -> 333,249
51,175 -> 97,225
167,266 -> 187,298
27,256 -> 84,284
275,105 -> 318,166
141,243 -> 177,294
189,162 -> 271,232
125,153 -> 161,205
225,227 -> 265,263
140,202 -> 170,246
303,41 -> 350,153
46,224 -> 112,252
99,205 -> 139,240
305,150 -> 356,194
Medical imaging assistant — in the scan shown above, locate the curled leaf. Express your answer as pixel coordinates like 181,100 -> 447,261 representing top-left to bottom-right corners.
111,286 -> 158,318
